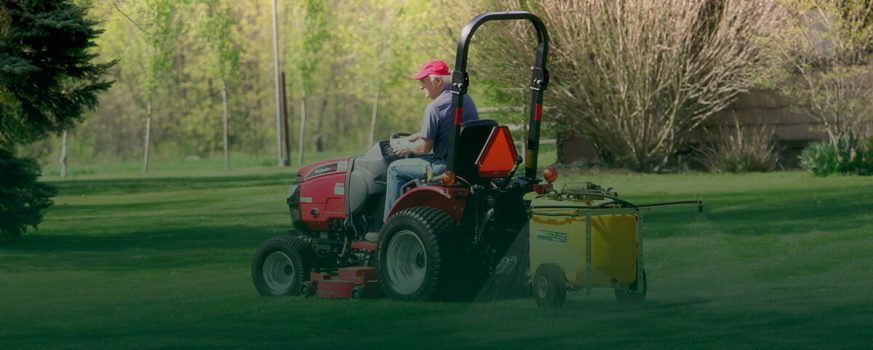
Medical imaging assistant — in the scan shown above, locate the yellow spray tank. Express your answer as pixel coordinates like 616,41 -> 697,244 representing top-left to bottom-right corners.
527,182 -> 702,308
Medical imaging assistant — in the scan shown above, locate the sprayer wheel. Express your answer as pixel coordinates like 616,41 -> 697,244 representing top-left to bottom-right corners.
534,264 -> 566,308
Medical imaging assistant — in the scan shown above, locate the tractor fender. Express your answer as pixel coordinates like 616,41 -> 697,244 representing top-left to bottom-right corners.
386,186 -> 469,224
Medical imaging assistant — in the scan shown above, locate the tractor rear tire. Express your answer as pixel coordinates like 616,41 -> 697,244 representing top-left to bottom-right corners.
251,234 -> 315,297
533,264 -> 566,308
377,207 -> 461,301
614,268 -> 647,305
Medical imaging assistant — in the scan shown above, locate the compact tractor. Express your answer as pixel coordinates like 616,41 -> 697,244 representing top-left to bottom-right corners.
251,12 -> 700,304
251,11 -> 553,301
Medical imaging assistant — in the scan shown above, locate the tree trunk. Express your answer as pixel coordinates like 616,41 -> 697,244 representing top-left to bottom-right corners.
222,81 -> 230,170
143,100 -> 152,174
298,90 -> 307,166
336,92 -> 345,136
315,97 -> 328,152
60,130 -> 68,179
369,21 -> 389,147
368,86 -> 381,147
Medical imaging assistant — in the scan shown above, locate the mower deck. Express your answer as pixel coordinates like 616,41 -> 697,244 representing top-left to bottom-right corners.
305,241 -> 380,299
308,267 -> 380,299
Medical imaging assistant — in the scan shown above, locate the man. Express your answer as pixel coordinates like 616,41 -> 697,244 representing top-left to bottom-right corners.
382,59 -> 479,224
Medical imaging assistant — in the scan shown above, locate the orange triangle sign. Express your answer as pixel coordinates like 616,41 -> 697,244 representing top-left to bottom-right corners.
476,126 -> 519,178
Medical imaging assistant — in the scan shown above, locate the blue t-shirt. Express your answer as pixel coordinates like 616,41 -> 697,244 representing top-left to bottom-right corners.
421,85 -> 479,161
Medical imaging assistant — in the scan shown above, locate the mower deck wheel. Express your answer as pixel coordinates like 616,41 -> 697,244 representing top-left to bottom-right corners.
300,281 -> 316,297
351,286 -> 366,300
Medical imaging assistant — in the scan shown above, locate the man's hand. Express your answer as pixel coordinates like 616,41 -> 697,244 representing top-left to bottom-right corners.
390,138 -> 412,156
389,133 -> 432,156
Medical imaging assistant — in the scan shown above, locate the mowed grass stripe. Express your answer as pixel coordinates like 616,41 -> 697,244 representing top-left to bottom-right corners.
1,170 -> 871,349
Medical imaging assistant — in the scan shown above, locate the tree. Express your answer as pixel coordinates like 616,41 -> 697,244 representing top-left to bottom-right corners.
0,0 -> 113,147
287,0 -> 329,166
0,0 -> 112,240
115,0 -> 185,174
768,0 -> 873,149
196,1 -> 240,170
0,149 -> 56,240
17,0 -> 443,164
455,0 -> 781,171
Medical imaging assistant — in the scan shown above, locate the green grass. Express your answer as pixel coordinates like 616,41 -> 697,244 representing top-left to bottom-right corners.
2,169 -> 872,349
37,151 -> 349,180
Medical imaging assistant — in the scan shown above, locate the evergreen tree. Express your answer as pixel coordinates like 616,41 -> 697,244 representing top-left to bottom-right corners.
0,0 -> 113,239
0,148 -> 56,240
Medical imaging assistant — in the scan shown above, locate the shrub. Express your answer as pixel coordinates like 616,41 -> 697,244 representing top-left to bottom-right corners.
696,118 -> 780,173
767,1 -> 873,151
453,0 -> 782,172
799,138 -> 873,176
848,137 -> 873,175
0,148 -> 57,241
799,142 -> 840,176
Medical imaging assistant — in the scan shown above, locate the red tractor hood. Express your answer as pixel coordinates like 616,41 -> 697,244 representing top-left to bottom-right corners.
296,156 -> 353,181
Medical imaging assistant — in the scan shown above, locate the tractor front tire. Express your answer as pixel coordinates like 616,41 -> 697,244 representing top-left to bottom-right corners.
251,234 -> 315,297
534,264 -> 566,308
377,207 -> 460,301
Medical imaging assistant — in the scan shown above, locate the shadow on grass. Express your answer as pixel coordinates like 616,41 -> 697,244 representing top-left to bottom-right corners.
444,297 -> 872,350
0,225 -> 282,272
4,294 -> 869,349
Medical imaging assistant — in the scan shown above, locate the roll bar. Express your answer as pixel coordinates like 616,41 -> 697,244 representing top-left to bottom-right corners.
445,11 -> 550,180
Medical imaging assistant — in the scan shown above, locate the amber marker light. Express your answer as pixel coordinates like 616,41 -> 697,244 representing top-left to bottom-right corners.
543,165 -> 558,183
442,170 -> 457,187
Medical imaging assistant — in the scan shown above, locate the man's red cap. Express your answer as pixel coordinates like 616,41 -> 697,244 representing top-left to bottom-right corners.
411,60 -> 450,80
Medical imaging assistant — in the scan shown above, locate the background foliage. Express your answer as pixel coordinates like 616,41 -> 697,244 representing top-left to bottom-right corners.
696,117 -> 781,173
28,0 -> 463,166
19,0 -> 873,174
767,0 -> 873,151
799,137 -> 873,176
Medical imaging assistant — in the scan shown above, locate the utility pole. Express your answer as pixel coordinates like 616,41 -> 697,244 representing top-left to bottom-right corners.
271,0 -> 284,167
280,72 -> 291,166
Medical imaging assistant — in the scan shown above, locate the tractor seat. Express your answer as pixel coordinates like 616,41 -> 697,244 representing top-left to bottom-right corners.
455,119 -> 498,184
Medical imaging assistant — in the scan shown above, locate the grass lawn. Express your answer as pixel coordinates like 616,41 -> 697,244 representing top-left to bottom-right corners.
1,167 -> 872,349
